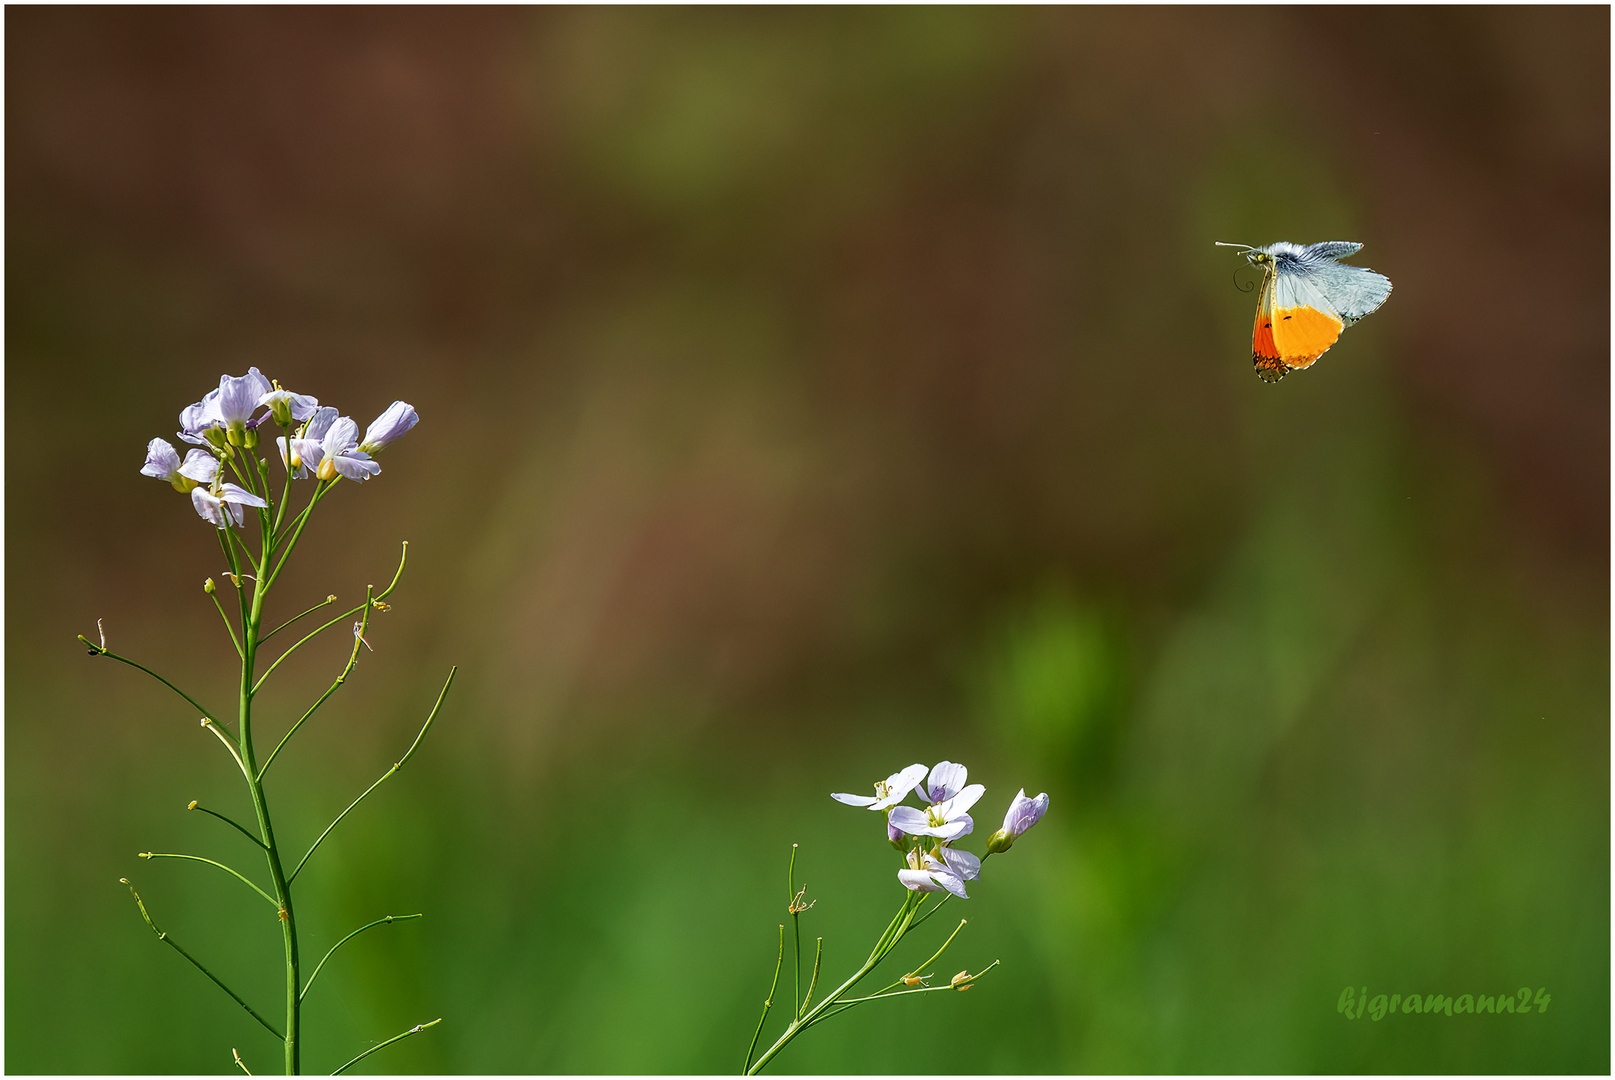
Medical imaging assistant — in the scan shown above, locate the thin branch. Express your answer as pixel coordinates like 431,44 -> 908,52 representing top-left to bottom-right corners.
137,852 -> 279,908
76,639 -> 221,724
187,800 -> 267,850
288,667 -> 454,884
744,925 -> 786,1074
331,1017 -> 441,1075
121,878 -> 283,1040
207,583 -> 245,658
802,938 -> 824,1016
260,594 -> 339,644
301,914 -> 423,1002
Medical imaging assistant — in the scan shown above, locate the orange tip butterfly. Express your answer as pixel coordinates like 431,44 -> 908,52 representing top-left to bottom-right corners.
1216,241 -> 1392,383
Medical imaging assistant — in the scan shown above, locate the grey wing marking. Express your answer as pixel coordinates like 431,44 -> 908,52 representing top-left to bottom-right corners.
1316,265 -> 1391,324
1301,241 -> 1364,262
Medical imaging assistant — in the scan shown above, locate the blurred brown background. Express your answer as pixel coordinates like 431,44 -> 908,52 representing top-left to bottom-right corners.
7,6 -> 1608,1073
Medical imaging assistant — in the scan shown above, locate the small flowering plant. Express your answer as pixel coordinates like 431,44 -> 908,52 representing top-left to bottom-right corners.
83,369 -> 448,1075
743,761 -> 1049,1074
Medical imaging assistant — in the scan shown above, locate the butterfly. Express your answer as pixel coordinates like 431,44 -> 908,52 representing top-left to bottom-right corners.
1216,241 -> 1392,383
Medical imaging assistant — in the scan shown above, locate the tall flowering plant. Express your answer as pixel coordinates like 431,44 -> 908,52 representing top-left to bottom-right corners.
82,369 -> 450,1075
743,761 -> 1049,1074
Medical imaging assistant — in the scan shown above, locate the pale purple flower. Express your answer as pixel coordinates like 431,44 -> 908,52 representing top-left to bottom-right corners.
178,369 -> 273,447
140,438 -> 217,493
191,483 -> 268,529
177,394 -> 220,446
832,763 -> 927,811
359,401 -> 418,453
986,789 -> 1049,854
313,415 -> 380,482
278,406 -> 339,479
888,781 -> 984,841
898,846 -> 981,899
889,761 -> 985,841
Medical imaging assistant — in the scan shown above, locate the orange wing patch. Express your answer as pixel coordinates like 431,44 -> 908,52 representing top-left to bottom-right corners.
1250,274 -> 1288,382
1270,304 -> 1344,369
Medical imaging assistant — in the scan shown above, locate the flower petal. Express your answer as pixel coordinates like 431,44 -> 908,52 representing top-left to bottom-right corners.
888,805 -> 940,837
831,792 -> 877,808
141,438 -> 180,479
942,783 -> 986,819
178,450 -> 219,484
924,761 -> 968,803
361,401 -> 419,452
939,846 -> 981,882
898,869 -> 946,893
331,451 -> 381,482
219,483 -> 268,509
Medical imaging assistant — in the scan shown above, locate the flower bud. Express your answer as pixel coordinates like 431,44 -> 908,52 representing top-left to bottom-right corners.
204,578 -> 216,594
186,800 -> 199,810
951,970 -> 973,990
986,828 -> 1014,854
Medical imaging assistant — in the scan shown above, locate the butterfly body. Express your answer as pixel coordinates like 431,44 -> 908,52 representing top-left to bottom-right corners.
1220,241 -> 1392,382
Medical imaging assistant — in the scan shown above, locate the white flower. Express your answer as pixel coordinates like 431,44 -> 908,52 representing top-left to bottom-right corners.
313,415 -> 380,482
897,846 -> 981,899
986,789 -> 1049,854
888,761 -> 985,841
832,763 -> 927,811
191,483 -> 268,529
140,438 -> 217,493
359,401 -> 418,453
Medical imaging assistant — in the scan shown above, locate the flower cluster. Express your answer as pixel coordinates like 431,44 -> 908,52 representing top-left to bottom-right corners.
142,368 -> 418,528
833,762 -> 1048,898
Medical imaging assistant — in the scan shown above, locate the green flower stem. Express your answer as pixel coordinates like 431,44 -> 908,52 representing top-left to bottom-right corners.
264,480 -> 335,591
253,582 -> 372,698
788,845 -> 801,1015
202,717 -> 248,768
138,851 -> 279,908
743,925 -> 786,1074
208,582 -> 246,658
814,960 -> 1001,1014
77,640 -> 222,726
188,801 -> 269,850
123,878 -> 284,1040
231,527 -> 303,1075
287,667 -> 454,886
331,1017 -> 442,1075
746,891 -> 926,1075
301,914 -> 423,1002
260,595 -> 338,645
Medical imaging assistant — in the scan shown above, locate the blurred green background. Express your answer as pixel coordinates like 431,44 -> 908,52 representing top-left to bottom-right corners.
7,7 -> 1608,1074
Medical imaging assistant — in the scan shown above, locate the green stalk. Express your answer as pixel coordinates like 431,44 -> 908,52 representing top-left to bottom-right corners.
233,515 -> 301,1074
746,891 -> 924,1075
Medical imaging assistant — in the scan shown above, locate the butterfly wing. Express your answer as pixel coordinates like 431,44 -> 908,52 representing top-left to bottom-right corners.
1268,268 -> 1346,372
1250,266 -> 1290,383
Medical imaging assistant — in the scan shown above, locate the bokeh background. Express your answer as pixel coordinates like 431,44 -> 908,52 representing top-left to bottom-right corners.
6,6 -> 1608,1074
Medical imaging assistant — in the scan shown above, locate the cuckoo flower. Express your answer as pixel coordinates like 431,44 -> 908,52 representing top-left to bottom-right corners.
314,415 -> 380,482
258,385 -> 319,428
897,846 -> 981,899
141,439 -> 218,493
191,483 -> 268,529
360,401 -> 419,454
832,763 -> 926,811
278,406 -> 338,479
889,761 -> 985,841
986,789 -> 1049,854
178,368 -> 274,448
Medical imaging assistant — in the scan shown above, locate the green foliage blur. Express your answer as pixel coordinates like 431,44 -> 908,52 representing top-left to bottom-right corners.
7,7 -> 1608,1074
